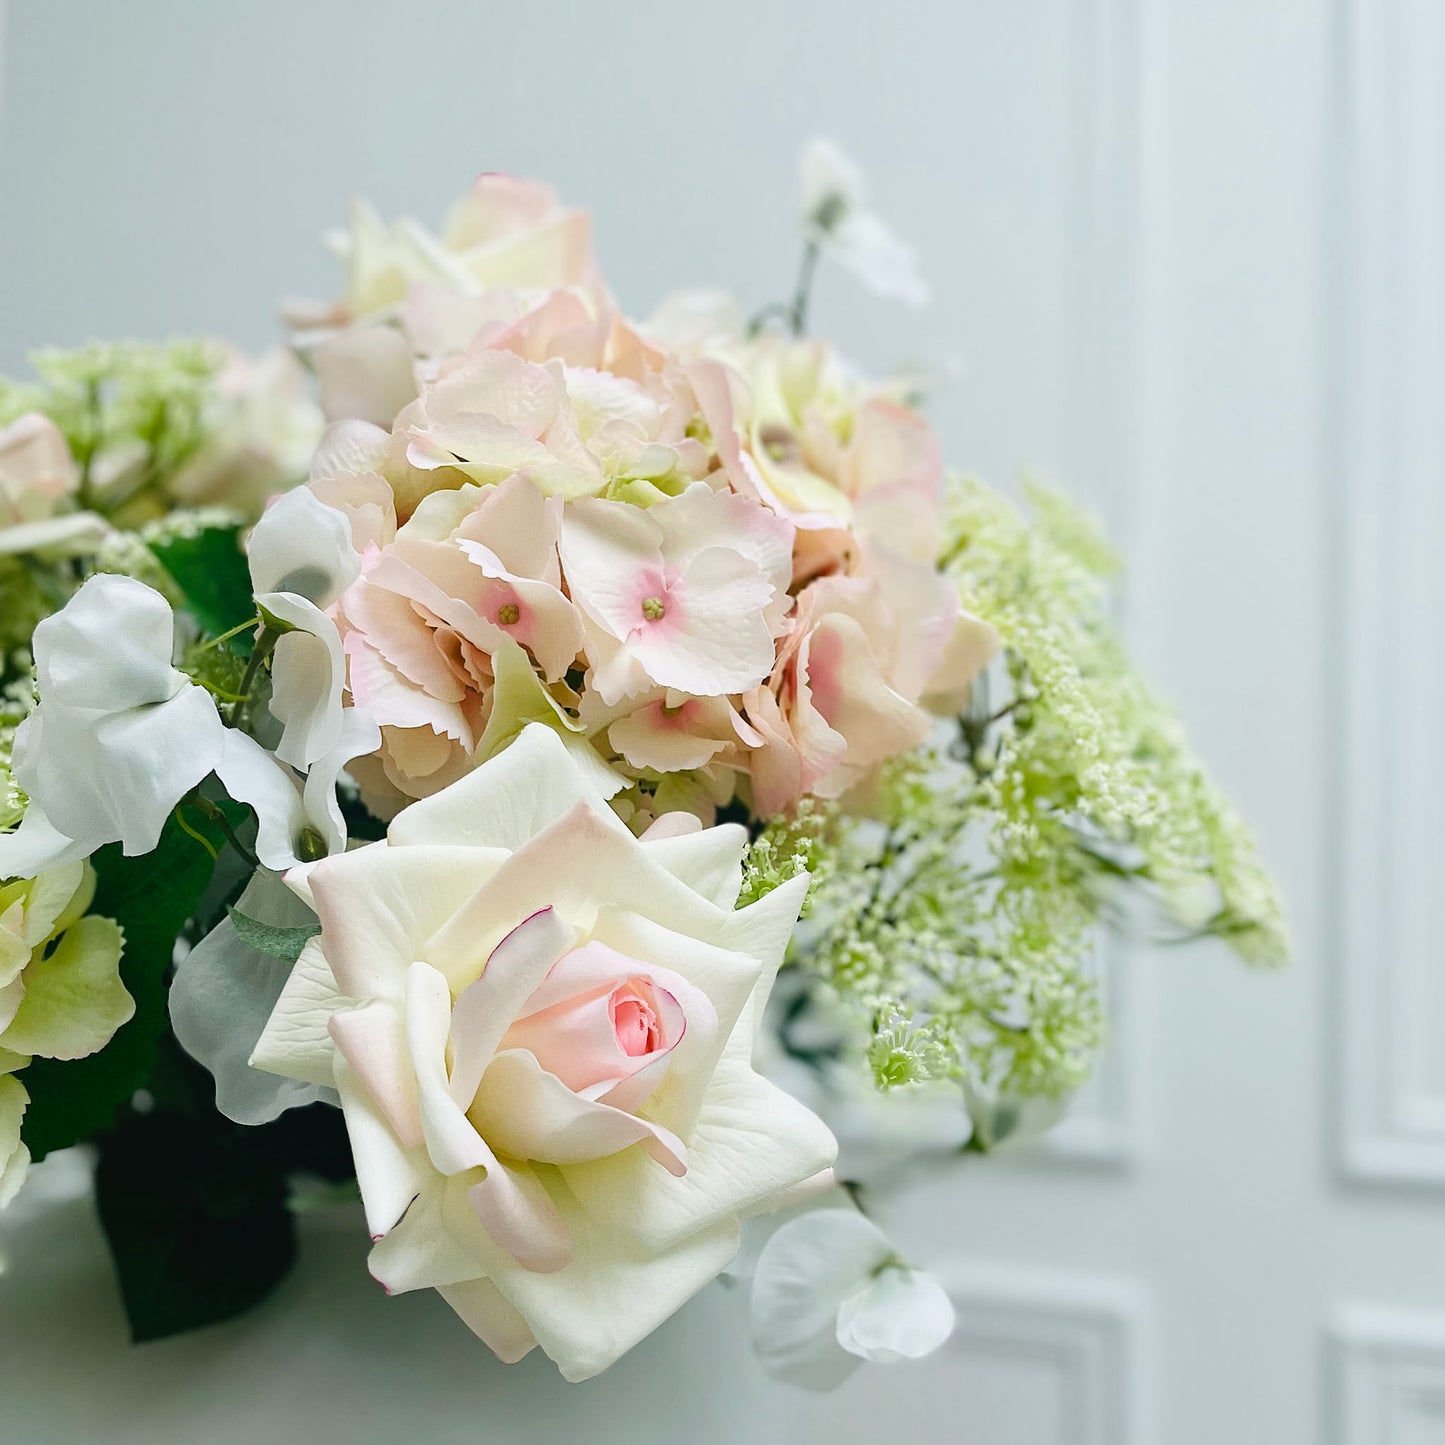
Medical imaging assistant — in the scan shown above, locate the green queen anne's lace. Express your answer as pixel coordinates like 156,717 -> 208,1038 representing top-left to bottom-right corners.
748,476 -> 1287,1138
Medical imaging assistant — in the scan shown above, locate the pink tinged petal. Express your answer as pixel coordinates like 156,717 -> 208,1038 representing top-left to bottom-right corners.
344,632 -> 472,742
557,496 -> 666,641
631,548 -> 777,695
639,811 -> 703,841
606,695 -> 734,773
806,614 -> 930,773
467,1160 -> 571,1273
499,943 -> 688,1094
306,840 -> 506,1001
446,907 -> 576,1110
0,412 -> 78,505
405,961 -> 492,1176
313,325 -> 418,427
924,608 -> 1000,715
334,1055 -> 427,1241
437,1276 -> 538,1364
451,472 -> 564,582
343,578 -> 468,704
471,1049 -> 688,1175
582,910 -> 747,1138
367,1178 -> 490,1294
328,1001 -> 423,1150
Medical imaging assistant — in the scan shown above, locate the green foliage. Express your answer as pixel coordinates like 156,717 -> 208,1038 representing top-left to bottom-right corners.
0,340 -> 218,526
18,803 -> 240,1159
144,513 -> 256,644
227,906 -> 320,965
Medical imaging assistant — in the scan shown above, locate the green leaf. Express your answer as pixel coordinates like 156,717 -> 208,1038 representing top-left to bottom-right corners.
227,906 -> 320,964
147,523 -> 256,649
94,1108 -> 297,1343
18,805 -> 237,1159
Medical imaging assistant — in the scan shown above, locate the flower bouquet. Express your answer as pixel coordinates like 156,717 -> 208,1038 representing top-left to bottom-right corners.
0,143 -> 1284,1386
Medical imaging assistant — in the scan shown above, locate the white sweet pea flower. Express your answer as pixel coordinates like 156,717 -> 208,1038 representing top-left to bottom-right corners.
219,706 -> 381,871
170,869 -> 337,1125
750,1205 -> 955,1390
251,723 -> 836,1381
247,486 -> 362,770
800,138 -> 930,308
0,573 -> 338,878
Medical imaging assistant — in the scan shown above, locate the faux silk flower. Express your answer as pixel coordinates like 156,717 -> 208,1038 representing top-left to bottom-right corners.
800,137 -> 930,308
560,482 -> 794,704
0,574 -> 353,877
252,723 -> 836,1380
749,1206 -> 955,1390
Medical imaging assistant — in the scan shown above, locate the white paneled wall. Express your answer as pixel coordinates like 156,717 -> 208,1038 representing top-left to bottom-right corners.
2,2 -> 1445,1441
1335,0 -> 1445,1190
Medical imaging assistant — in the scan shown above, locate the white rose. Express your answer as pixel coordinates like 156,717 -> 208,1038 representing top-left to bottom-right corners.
252,723 -> 837,1380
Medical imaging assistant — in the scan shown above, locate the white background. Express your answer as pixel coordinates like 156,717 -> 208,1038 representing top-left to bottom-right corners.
2,2 -> 1443,1441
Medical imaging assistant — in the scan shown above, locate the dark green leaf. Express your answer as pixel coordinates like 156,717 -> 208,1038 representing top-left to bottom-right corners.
147,523 -> 256,649
227,906 -> 320,964
19,805 -> 238,1159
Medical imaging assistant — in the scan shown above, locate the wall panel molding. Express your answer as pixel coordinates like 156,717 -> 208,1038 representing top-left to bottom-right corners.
946,1264 -> 1152,1445
1334,0 -> 1445,1187
1330,1308 -> 1445,1441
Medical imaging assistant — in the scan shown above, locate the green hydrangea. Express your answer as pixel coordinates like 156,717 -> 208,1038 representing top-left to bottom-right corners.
0,340 -> 220,527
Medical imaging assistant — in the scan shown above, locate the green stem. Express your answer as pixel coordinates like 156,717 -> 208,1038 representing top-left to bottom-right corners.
196,615 -> 262,654
227,625 -> 278,729
746,238 -> 822,338
191,792 -> 260,872
788,240 -> 820,336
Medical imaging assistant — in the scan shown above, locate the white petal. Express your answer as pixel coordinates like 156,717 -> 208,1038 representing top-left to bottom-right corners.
248,486 -> 360,606
250,934 -> 351,1086
212,728 -> 308,872
639,823 -> 747,910
170,871 -> 335,1125
0,803 -> 89,879
836,1266 -> 956,1364
257,593 -> 346,770
449,1172 -> 741,1383
31,686 -> 225,857
566,1057 -> 836,1254
305,841 -> 502,1000
30,573 -> 180,712
749,1207 -> 894,1390
387,722 -> 624,853
437,1275 -> 537,1364
335,1054 -> 426,1240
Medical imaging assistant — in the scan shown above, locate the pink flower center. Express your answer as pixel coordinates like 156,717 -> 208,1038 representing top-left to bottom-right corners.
610,984 -> 661,1057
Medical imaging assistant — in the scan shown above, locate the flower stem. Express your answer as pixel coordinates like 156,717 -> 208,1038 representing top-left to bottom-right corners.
226,624 -> 278,729
189,792 -> 261,872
